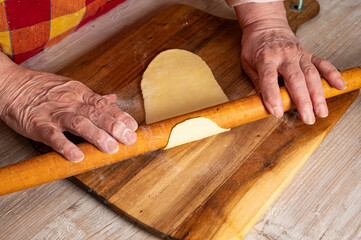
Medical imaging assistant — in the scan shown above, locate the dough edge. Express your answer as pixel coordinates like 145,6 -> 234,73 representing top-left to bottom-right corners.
165,117 -> 229,149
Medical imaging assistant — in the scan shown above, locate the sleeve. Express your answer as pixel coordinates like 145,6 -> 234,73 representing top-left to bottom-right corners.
225,0 -> 284,7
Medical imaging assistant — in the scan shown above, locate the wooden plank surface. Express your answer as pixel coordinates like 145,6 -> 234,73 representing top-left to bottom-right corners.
0,0 -> 359,239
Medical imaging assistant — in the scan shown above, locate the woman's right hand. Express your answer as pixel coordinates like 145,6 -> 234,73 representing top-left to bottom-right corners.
0,54 -> 138,162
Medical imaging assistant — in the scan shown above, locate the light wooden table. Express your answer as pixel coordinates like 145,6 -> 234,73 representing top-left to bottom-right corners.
0,1 -> 360,239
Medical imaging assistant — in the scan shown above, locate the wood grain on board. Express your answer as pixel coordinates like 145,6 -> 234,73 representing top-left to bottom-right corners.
27,1 -> 358,239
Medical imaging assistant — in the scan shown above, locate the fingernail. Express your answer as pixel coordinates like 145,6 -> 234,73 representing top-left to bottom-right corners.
71,149 -> 84,162
339,79 -> 347,90
107,138 -> 119,154
273,106 -> 284,118
304,109 -> 315,125
124,113 -> 138,131
123,129 -> 137,145
125,118 -> 138,131
316,103 -> 328,118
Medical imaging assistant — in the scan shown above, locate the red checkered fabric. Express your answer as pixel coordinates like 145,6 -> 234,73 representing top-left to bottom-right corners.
0,0 -> 126,64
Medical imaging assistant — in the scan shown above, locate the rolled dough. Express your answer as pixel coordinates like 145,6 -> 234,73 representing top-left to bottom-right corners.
164,117 -> 228,149
141,49 -> 229,148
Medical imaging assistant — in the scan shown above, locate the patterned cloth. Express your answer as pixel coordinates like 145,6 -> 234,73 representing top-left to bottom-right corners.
0,0 -> 282,64
0,0 -> 126,63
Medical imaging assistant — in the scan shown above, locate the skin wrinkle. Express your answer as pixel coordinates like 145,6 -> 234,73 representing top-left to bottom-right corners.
226,0 -> 284,7
9,80 -> 82,135
241,19 -> 289,33
253,30 -> 300,65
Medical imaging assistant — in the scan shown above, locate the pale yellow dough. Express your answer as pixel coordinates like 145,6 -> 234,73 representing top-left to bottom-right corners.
164,117 -> 228,149
141,49 -> 229,124
141,49 -> 229,148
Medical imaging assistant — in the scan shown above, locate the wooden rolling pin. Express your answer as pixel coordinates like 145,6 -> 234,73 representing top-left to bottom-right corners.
0,67 -> 360,196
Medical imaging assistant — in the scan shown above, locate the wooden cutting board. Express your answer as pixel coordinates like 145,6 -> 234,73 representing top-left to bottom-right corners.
35,1 -> 358,239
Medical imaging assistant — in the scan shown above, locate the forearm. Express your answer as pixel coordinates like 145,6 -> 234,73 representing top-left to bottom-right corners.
234,1 -> 289,31
0,52 -> 23,102
0,51 -> 16,73
0,52 -> 20,111
226,0 -> 283,6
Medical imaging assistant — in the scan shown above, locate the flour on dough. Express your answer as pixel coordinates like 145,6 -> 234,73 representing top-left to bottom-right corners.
141,49 -> 229,148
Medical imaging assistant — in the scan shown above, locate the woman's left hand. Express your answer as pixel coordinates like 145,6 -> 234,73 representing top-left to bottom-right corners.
235,2 -> 346,125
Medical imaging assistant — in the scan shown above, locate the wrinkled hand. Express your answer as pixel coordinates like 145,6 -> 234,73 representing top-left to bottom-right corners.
241,26 -> 346,124
0,64 -> 138,162
235,2 -> 346,125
